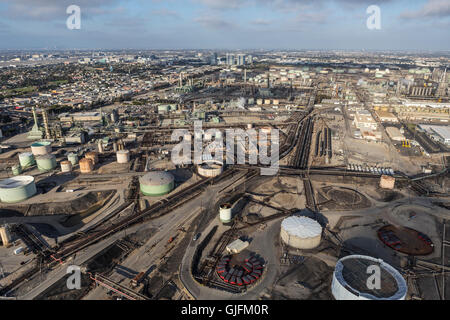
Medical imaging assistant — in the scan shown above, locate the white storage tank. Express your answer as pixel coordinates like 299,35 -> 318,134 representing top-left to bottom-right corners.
116,150 -> 130,164
331,255 -> 407,300
68,153 -> 78,166
60,160 -> 72,173
219,203 -> 232,223
31,141 -> 52,156
18,152 -> 35,169
280,216 -> 322,249
0,176 -> 37,203
197,161 -> 224,178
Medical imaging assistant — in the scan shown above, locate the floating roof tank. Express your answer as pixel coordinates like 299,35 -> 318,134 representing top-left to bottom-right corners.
332,255 -> 407,300
0,176 -> 37,203
31,141 -> 51,156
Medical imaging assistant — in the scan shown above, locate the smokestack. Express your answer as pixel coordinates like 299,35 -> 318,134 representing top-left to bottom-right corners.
42,108 -> 50,139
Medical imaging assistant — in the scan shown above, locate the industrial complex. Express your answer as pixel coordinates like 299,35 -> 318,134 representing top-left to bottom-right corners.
0,23 -> 449,303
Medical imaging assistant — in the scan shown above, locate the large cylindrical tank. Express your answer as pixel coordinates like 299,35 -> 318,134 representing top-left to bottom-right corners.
219,203 -> 232,223
60,160 -> 72,173
0,176 -> 37,203
331,255 -> 407,300
31,141 -> 52,156
0,225 -> 12,246
68,153 -> 78,166
85,152 -> 98,165
79,158 -> 94,174
280,216 -> 322,249
198,161 -> 224,178
11,164 -> 22,176
18,152 -> 35,169
97,141 -> 104,153
36,154 -> 57,172
139,171 -> 174,196
116,150 -> 130,164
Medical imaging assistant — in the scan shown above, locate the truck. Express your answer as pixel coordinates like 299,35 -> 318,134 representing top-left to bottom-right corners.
14,247 -> 24,255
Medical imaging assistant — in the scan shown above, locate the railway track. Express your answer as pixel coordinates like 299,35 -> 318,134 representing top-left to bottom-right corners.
49,167 -> 242,264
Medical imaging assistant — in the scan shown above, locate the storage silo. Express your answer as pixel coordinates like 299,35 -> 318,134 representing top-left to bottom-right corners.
116,150 -> 130,164
67,153 -> 78,166
197,161 -> 224,178
280,216 -> 322,249
331,255 -> 407,300
0,176 -> 37,203
219,203 -> 232,223
0,225 -> 12,246
18,152 -> 35,169
139,171 -> 174,196
60,160 -> 72,173
11,164 -> 22,176
79,158 -> 94,174
85,152 -> 98,165
31,141 -> 52,156
36,154 -> 57,172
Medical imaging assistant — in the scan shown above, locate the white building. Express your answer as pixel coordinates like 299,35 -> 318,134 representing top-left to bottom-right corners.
353,110 -> 378,131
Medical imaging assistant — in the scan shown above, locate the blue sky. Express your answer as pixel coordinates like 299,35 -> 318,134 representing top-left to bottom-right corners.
0,0 -> 449,50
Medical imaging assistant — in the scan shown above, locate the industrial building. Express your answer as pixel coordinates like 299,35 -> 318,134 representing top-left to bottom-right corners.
385,126 -> 405,142
353,110 -> 378,131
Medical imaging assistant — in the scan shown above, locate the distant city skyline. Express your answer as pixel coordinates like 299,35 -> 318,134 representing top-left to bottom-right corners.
0,0 -> 449,50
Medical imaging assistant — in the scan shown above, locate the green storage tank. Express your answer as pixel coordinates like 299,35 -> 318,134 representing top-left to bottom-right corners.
139,171 -> 174,196
36,154 -> 57,172
0,176 -> 37,203
18,152 -> 35,169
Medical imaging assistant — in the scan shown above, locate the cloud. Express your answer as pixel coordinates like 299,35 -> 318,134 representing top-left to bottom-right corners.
400,0 -> 450,19
0,0 -> 122,20
152,8 -> 180,18
251,18 -> 273,26
194,16 -> 234,29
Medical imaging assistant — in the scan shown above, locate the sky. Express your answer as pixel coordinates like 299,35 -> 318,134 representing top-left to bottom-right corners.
0,0 -> 449,51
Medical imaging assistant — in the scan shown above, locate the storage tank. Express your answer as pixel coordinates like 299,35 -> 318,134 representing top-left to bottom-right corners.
219,203 -> 232,223
31,141 -> 52,156
85,152 -> 98,165
139,171 -> 174,196
11,164 -> 22,176
280,216 -> 322,249
0,176 -> 37,203
331,255 -> 407,300
36,154 -> 57,172
0,225 -> 12,246
197,161 -> 224,178
68,153 -> 78,166
18,152 -> 35,169
79,158 -> 94,173
116,150 -> 130,164
60,160 -> 72,173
